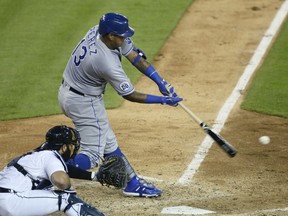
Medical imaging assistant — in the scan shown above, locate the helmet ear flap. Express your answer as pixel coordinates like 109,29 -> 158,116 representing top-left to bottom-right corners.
70,128 -> 81,151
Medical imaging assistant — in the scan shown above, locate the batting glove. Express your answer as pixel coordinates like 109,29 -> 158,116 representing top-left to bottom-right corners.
158,79 -> 178,97
161,96 -> 183,106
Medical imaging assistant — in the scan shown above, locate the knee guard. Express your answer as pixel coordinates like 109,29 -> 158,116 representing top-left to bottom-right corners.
63,193 -> 105,216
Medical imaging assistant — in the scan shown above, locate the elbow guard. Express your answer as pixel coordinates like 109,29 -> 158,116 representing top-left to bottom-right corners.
132,48 -> 147,66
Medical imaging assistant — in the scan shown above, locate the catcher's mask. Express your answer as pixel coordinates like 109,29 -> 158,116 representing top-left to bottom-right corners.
43,125 -> 80,159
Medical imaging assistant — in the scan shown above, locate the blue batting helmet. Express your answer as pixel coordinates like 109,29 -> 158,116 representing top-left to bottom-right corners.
98,13 -> 134,37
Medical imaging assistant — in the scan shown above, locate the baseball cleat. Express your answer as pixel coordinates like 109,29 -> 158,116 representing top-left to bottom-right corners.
123,176 -> 162,197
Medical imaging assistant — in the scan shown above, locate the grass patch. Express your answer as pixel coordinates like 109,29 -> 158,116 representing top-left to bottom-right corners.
241,19 -> 288,118
0,0 -> 193,120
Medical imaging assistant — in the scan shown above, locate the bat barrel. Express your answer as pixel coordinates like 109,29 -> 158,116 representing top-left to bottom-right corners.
207,128 -> 237,157
179,102 -> 237,158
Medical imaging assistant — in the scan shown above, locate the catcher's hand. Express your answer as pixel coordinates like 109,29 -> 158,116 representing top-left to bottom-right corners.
96,155 -> 128,189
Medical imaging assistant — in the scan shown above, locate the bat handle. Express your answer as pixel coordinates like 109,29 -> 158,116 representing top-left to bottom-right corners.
178,102 -> 203,126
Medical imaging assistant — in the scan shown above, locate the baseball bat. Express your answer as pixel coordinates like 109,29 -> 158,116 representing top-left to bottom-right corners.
178,102 -> 237,157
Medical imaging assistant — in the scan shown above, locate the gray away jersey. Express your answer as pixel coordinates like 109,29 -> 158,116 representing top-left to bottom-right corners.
63,25 -> 135,96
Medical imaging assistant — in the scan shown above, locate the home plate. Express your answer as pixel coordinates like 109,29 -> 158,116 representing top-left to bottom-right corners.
161,206 -> 215,215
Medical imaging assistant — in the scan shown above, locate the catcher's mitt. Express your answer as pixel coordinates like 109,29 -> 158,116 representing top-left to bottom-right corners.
96,155 -> 128,189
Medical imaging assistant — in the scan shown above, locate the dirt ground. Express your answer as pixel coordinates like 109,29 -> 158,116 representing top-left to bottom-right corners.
1,0 -> 288,215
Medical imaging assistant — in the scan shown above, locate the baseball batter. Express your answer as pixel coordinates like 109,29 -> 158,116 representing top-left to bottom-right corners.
0,125 -> 104,216
58,12 -> 183,197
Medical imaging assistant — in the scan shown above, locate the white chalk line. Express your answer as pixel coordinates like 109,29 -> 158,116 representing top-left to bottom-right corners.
177,0 -> 288,185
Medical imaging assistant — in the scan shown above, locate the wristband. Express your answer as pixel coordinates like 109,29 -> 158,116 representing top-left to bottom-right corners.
145,94 -> 163,104
144,65 -> 162,84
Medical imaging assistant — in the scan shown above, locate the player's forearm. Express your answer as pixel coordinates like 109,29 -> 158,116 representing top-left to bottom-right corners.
123,91 -> 182,106
123,91 -> 147,103
127,49 -> 154,74
130,52 -> 163,83
67,164 -> 94,180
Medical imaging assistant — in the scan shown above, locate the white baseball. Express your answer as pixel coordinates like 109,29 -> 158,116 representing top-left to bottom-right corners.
258,136 -> 270,145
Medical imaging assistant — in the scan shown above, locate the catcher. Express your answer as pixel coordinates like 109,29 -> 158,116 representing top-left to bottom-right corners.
0,125 -> 127,216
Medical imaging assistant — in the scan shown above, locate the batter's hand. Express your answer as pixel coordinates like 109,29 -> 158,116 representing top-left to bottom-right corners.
158,79 -> 178,97
161,96 -> 183,106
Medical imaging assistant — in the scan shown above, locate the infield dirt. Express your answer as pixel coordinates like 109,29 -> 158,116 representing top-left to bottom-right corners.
1,0 -> 288,215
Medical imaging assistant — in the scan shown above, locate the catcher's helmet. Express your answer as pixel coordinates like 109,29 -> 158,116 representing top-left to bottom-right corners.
43,125 -> 80,151
98,12 -> 134,37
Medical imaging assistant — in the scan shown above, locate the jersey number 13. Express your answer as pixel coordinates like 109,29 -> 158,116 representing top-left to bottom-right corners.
72,39 -> 87,66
